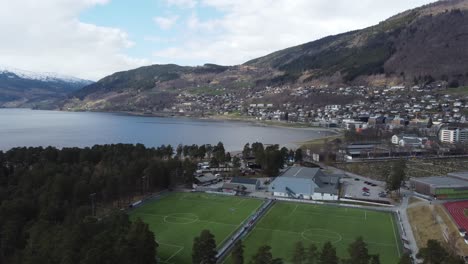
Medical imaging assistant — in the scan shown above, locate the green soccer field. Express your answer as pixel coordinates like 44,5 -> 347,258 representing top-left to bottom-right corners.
235,202 -> 402,264
129,192 -> 263,264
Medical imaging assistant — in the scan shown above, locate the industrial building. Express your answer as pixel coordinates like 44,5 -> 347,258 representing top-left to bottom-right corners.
269,166 -> 342,201
410,171 -> 468,199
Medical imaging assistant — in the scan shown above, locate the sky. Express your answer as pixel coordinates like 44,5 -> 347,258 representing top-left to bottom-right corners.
0,0 -> 437,81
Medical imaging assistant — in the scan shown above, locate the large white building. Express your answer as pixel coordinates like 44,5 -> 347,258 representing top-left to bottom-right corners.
269,166 -> 342,201
391,134 -> 426,148
439,128 -> 468,143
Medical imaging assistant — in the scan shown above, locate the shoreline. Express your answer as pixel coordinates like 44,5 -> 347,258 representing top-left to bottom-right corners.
83,109 -> 342,133
1,108 -> 341,150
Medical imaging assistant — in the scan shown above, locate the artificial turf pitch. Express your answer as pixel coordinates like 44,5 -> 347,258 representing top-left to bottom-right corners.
129,192 -> 263,264
236,202 -> 402,264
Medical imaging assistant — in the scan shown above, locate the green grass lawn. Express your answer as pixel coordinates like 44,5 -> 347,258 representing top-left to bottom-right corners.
129,192 -> 263,264
443,86 -> 468,96
234,202 -> 402,264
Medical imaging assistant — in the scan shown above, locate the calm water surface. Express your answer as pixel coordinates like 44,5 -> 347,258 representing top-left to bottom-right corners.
0,109 -> 333,151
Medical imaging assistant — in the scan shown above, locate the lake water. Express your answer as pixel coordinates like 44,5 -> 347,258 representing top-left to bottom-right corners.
0,109 -> 334,151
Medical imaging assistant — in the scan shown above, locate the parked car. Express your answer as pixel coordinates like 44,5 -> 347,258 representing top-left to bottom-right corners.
362,192 -> 370,196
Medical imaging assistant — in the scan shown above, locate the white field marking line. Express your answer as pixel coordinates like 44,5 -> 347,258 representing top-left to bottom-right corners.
236,198 -> 247,206
341,238 -> 396,247
227,204 -> 277,264
301,229 -> 342,244
137,212 -> 237,226
165,246 -> 184,262
292,210 -> 367,222
253,227 -> 396,247
289,204 -> 299,216
220,200 -> 276,264
158,242 -> 184,263
390,214 -> 402,257
256,227 -> 340,240
217,201 -> 264,248
240,203 -> 275,245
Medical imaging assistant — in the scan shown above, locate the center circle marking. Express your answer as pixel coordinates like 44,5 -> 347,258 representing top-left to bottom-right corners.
164,213 -> 199,224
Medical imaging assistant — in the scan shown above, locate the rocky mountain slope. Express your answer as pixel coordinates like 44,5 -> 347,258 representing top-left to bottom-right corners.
0,67 -> 92,108
63,0 -> 468,112
246,0 -> 468,86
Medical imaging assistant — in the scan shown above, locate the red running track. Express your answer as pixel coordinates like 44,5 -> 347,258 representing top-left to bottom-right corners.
444,201 -> 468,231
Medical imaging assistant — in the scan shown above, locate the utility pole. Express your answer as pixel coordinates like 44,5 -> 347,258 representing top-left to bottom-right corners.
90,193 -> 96,217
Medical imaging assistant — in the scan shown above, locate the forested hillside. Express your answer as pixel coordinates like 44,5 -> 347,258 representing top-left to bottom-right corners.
0,144 -> 197,264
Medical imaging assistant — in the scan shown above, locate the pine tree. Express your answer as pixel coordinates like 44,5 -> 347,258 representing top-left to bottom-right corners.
417,239 -> 447,264
306,244 -> 318,264
398,253 -> 412,264
294,149 -> 303,162
250,245 -> 273,264
192,237 -> 202,264
192,230 -> 217,264
347,237 -> 370,264
231,240 -> 244,264
125,218 -> 157,264
292,241 -> 306,264
370,255 -> 380,264
318,242 -> 338,264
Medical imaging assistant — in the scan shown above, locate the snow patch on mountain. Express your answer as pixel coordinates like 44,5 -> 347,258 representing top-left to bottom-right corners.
0,66 -> 93,84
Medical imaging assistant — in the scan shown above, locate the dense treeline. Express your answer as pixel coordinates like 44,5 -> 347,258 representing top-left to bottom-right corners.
192,230 -> 384,264
242,142 -> 302,176
194,229 -> 463,264
0,144 -> 200,264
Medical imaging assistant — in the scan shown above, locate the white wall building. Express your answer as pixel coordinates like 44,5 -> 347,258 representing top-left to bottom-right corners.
440,128 -> 468,143
269,166 -> 342,201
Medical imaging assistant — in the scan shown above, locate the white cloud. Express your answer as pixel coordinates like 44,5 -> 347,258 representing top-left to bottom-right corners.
154,0 -> 437,66
166,0 -> 197,9
0,0 -> 149,81
154,15 -> 179,30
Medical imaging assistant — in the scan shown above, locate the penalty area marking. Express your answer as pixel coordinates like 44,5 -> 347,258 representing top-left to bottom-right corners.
163,213 -> 199,224
158,242 -> 184,263
301,228 -> 343,244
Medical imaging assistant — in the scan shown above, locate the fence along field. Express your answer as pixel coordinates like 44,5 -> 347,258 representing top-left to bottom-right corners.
232,202 -> 402,264
129,192 -> 263,263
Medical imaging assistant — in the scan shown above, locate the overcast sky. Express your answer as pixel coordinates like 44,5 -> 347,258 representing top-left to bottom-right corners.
0,0 -> 437,81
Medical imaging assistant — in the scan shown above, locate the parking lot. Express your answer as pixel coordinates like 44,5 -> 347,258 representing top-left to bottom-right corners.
341,176 -> 391,202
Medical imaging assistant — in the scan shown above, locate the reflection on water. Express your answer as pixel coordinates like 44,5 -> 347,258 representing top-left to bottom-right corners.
0,109 -> 333,151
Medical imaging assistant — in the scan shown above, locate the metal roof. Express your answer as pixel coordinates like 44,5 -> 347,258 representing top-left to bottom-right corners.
411,176 -> 468,188
281,166 -> 323,180
448,172 -> 468,181
231,177 -> 259,185
269,177 -> 318,196
195,173 -> 217,183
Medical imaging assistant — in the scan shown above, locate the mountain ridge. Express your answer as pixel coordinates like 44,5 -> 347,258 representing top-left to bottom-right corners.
49,0 -> 468,112
0,67 -> 93,108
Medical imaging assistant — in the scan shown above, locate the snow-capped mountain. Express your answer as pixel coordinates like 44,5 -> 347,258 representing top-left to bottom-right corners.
0,66 -> 93,85
0,66 -> 94,108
